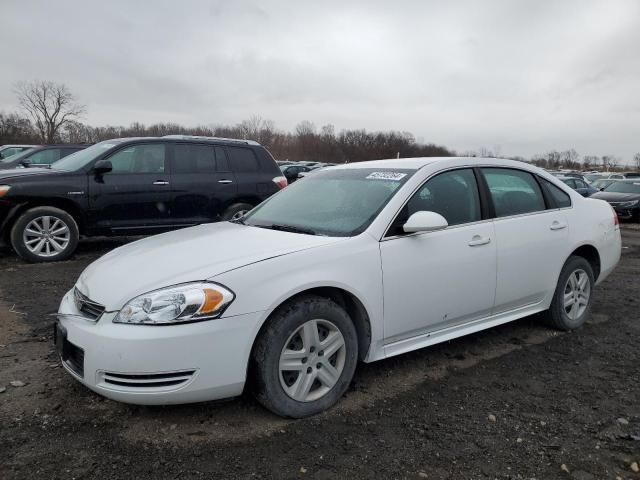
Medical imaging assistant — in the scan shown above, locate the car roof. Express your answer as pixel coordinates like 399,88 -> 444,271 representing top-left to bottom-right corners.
98,136 -> 262,147
329,157 -> 535,171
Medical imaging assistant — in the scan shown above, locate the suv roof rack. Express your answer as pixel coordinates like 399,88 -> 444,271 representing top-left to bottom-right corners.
162,135 -> 260,146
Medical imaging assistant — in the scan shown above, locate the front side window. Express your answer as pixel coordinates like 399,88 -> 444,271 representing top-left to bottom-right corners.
27,149 -> 62,165
106,144 -> 166,174
243,168 -> 414,237
482,168 -> 546,217
386,168 -> 481,236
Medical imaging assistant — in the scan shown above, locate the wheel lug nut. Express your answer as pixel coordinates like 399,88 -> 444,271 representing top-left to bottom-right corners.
316,363 -> 322,369
318,350 -> 324,356
302,357 -> 307,364
309,346 -> 315,353
306,367 -> 312,374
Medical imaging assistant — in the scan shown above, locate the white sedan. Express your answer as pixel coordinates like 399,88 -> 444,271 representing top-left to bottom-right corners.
55,157 -> 621,417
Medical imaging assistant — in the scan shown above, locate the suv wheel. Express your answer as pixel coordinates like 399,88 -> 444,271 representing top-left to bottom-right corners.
10,206 -> 79,263
543,255 -> 595,331
222,203 -> 254,221
251,295 -> 358,418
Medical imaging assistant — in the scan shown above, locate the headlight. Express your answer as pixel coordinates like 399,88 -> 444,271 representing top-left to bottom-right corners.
617,200 -> 639,208
113,282 -> 235,325
0,185 -> 11,198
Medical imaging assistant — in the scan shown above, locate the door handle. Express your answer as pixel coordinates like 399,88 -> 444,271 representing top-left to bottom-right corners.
218,179 -> 233,184
153,180 -> 169,185
550,221 -> 567,231
468,235 -> 491,247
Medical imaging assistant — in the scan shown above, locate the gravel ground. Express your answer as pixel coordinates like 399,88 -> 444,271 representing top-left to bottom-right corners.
0,228 -> 639,480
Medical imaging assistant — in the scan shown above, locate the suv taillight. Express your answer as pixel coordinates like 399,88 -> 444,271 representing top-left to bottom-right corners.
273,176 -> 288,189
612,206 -> 619,228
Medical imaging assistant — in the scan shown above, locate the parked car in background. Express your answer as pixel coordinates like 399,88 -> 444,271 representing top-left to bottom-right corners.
549,171 -> 591,184
0,144 -> 37,159
558,176 -> 598,197
0,145 -> 88,170
622,172 -> 640,179
591,180 -> 640,222
281,164 -> 310,183
0,135 -> 285,262
54,157 -> 620,418
591,178 -> 617,191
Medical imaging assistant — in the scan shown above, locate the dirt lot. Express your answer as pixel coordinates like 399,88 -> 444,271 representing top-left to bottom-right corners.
0,228 -> 639,480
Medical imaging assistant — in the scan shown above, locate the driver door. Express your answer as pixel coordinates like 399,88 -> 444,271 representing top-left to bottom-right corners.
380,168 -> 497,346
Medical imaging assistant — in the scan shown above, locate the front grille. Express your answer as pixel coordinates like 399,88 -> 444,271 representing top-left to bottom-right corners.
100,370 -> 196,390
73,287 -> 105,321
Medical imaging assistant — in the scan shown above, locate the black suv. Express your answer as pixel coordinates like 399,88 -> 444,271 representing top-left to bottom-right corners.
0,145 -> 88,170
0,136 -> 286,262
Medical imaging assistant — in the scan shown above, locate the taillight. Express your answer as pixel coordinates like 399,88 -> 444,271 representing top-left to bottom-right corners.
273,176 -> 288,189
612,206 -> 619,227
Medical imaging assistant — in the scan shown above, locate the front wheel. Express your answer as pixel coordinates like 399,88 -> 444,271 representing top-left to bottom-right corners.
10,206 -> 79,263
251,296 -> 358,418
543,255 -> 595,331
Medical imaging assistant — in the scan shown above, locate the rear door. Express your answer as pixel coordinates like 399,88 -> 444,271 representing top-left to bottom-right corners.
169,143 -> 238,224
481,168 -> 569,313
226,146 -> 278,202
87,142 -> 173,232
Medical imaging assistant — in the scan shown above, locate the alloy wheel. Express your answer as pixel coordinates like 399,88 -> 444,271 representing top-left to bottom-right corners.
563,269 -> 591,320
279,319 -> 346,402
22,216 -> 71,258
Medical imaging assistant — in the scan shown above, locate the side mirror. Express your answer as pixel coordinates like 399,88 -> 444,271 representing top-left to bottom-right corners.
20,159 -> 32,167
403,211 -> 448,233
93,159 -> 112,174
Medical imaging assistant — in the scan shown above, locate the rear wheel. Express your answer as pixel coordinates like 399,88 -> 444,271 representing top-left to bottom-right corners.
543,255 -> 594,331
10,206 -> 79,263
221,203 -> 253,221
251,296 -> 358,418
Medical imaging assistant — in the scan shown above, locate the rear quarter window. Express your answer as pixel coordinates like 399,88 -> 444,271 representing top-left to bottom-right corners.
540,178 -> 572,208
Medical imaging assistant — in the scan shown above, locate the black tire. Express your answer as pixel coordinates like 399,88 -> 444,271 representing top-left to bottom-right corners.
542,255 -> 595,331
251,295 -> 358,418
221,203 -> 253,221
10,206 -> 79,263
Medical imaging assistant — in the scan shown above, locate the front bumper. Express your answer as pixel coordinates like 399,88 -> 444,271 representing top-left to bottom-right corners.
610,204 -> 639,221
56,289 -> 265,405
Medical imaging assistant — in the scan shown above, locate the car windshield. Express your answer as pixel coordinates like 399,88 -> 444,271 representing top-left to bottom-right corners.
242,168 -> 414,237
603,181 -> 640,194
51,140 -> 125,171
585,174 -> 602,182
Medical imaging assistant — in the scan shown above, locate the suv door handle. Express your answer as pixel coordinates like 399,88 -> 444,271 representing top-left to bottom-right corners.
218,179 -> 233,184
468,235 -> 491,247
550,221 -> 567,231
153,180 -> 169,185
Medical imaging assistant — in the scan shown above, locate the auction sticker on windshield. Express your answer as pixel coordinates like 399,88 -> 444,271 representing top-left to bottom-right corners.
366,172 -> 407,181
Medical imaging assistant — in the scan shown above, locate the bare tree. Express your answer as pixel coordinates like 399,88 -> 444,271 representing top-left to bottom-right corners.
634,153 -> 640,171
14,80 -> 86,144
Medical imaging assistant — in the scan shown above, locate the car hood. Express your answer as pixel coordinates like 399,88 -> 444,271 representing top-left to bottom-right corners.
590,192 -> 640,202
0,167 -> 58,178
77,222 -> 345,311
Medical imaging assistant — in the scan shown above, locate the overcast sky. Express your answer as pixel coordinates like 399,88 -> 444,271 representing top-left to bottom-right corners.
1,0 -> 639,161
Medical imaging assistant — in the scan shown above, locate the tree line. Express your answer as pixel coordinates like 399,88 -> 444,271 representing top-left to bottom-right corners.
2,80 -> 639,168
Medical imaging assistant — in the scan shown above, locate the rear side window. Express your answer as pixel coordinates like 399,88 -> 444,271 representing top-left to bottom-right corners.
540,178 -> 572,208
481,168 -> 546,217
173,144 -> 216,174
227,147 -> 259,173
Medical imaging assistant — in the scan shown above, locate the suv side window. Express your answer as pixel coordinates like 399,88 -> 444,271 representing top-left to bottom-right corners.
386,168 -> 481,236
173,144 -> 216,174
481,168 -> 546,217
540,178 -> 572,208
227,147 -> 259,173
107,144 -> 166,174
28,149 -> 62,165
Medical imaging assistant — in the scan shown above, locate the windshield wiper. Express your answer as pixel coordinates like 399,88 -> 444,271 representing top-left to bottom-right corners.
230,217 -> 246,225
257,223 -> 318,236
